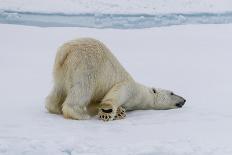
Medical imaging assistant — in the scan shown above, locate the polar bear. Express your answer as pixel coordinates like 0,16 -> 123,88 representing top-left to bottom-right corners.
45,38 -> 186,121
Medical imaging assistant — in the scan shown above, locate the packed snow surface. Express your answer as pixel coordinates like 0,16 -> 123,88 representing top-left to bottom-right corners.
0,23 -> 232,154
1,0 -> 232,28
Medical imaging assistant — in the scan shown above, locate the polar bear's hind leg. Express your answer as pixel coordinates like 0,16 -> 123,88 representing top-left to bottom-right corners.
62,85 -> 92,120
45,86 -> 66,114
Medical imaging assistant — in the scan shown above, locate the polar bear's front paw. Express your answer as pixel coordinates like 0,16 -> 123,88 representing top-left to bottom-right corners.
114,106 -> 126,120
98,111 -> 114,121
98,103 -> 116,121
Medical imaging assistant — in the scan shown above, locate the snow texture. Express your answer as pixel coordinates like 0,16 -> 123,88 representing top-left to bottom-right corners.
0,23 -> 232,155
1,0 -> 232,28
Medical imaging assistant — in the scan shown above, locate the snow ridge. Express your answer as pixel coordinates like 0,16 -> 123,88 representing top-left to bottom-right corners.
1,11 -> 232,28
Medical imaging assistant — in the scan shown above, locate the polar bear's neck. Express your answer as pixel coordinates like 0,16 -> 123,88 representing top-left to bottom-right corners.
123,82 -> 154,111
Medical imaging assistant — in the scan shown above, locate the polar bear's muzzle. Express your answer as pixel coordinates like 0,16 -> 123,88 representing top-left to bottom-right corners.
175,99 -> 186,108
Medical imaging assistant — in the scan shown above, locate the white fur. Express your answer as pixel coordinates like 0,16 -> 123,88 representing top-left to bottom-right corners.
45,38 -> 185,120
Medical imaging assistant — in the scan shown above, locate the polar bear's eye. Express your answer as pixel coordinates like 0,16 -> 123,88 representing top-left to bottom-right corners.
152,89 -> 156,93
170,92 -> 174,95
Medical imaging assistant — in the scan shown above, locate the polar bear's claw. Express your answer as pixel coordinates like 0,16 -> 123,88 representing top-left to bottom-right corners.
114,107 -> 126,120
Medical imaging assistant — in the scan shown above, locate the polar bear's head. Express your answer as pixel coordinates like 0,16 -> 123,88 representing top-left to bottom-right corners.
150,88 -> 186,110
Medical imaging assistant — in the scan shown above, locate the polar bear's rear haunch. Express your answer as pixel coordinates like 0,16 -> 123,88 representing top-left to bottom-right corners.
45,38 -> 186,121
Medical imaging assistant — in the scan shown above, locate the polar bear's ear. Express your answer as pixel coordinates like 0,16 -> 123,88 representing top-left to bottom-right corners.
152,88 -> 156,93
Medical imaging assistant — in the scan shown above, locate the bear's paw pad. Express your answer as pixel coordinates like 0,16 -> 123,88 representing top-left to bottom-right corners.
98,109 -> 114,121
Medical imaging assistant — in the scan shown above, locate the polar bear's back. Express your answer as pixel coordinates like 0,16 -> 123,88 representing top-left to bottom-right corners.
54,38 -> 107,71
53,38 -> 133,99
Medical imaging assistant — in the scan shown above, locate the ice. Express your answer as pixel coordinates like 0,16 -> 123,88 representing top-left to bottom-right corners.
1,0 -> 232,28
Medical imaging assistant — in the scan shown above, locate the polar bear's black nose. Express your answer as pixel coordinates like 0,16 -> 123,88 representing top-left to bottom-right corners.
176,100 -> 186,108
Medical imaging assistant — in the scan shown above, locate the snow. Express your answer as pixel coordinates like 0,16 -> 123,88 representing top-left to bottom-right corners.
0,23 -> 232,154
1,0 -> 232,28
0,0 -> 232,14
